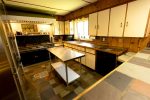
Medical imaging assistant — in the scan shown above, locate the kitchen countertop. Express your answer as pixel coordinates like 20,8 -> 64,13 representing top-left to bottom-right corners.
47,47 -> 85,62
74,47 -> 150,100
65,41 -> 127,56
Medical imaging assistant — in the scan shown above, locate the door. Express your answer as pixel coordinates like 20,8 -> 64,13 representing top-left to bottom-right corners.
124,0 -> 150,37
97,9 -> 110,36
89,12 -> 97,36
109,4 -> 127,37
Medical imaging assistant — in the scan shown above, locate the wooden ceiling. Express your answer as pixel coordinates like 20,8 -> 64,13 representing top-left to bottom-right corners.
3,0 -> 97,15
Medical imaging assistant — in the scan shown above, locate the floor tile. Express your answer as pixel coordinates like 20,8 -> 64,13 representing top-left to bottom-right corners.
122,89 -> 149,100
130,79 -> 150,98
63,92 -> 77,100
135,53 -> 150,60
59,89 -> 71,98
105,71 -> 132,92
49,79 -> 56,85
117,62 -> 150,84
128,57 -> 150,68
53,84 -> 65,94
74,86 -> 84,94
82,81 -> 121,100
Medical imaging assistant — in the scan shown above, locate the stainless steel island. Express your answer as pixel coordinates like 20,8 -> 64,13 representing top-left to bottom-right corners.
47,47 -> 85,85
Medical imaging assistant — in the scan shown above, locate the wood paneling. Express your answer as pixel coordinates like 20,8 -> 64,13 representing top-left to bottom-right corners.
64,0 -> 135,20
92,35 -> 150,52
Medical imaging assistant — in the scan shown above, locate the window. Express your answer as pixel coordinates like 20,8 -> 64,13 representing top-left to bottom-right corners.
70,18 -> 89,39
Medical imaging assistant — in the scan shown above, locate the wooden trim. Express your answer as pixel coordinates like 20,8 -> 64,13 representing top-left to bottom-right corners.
122,3 -> 128,37
107,8 -> 111,36
144,9 -> 150,37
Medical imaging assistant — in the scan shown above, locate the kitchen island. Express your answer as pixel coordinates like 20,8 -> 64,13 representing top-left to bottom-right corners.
74,47 -> 150,100
47,47 -> 85,85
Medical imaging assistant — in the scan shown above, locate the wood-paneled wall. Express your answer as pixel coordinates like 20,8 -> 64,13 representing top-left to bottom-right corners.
91,34 -> 150,52
64,0 -> 135,20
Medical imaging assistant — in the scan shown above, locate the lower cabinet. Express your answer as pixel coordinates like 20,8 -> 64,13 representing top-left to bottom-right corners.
85,53 -> 95,70
20,49 -> 49,66
96,50 -> 116,76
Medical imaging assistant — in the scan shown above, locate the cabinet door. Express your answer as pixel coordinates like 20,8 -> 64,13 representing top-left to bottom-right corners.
85,53 -> 95,70
109,4 -> 127,37
54,21 -> 59,35
89,12 -> 97,36
124,0 -> 150,37
65,21 -> 70,34
97,9 -> 110,36
59,21 -> 64,35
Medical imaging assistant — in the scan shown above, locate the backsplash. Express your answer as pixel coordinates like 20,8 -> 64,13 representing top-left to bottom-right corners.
93,35 -> 150,52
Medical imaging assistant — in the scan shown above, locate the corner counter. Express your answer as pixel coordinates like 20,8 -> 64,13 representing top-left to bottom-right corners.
74,47 -> 150,100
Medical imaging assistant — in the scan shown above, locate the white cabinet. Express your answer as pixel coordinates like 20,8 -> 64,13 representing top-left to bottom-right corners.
124,0 -> 150,37
65,21 -> 70,34
59,21 -> 64,35
89,12 -> 97,36
85,53 -> 95,70
85,48 -> 95,70
54,21 -> 64,35
97,9 -> 110,36
109,4 -> 127,37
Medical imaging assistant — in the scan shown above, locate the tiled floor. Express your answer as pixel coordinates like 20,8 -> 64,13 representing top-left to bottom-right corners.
23,60 -> 102,100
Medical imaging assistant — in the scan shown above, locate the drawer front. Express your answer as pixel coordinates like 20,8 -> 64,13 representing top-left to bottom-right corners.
86,48 -> 95,54
78,47 -> 85,51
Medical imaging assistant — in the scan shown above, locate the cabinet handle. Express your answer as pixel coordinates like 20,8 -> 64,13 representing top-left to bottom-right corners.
120,23 -> 122,27
126,22 -> 128,27
95,25 -> 97,29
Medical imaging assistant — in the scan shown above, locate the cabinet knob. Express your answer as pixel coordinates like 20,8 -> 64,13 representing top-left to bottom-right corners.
120,23 -> 122,27
126,22 -> 128,27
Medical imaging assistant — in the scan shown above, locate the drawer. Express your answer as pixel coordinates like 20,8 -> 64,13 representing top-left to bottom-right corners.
78,47 -> 85,51
86,48 -> 95,54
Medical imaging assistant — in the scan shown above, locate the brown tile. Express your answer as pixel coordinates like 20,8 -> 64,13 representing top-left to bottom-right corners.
130,79 -> 150,98
122,89 -> 149,100
128,57 -> 150,68
105,71 -> 132,92
82,81 -> 121,100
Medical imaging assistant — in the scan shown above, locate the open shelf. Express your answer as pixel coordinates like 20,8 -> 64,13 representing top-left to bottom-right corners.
51,62 -> 80,84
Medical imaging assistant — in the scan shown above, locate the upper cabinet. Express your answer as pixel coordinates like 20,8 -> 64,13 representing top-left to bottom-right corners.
109,4 -> 127,37
124,0 -> 150,37
54,21 -> 64,35
89,12 -> 97,36
65,21 -> 70,34
97,9 -> 110,36
59,21 -> 64,35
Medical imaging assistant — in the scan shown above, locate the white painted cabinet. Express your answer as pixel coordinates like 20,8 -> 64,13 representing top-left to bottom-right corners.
59,21 -> 64,35
54,21 -> 64,35
97,9 -> 110,36
65,21 -> 70,34
89,12 -> 97,36
85,53 -> 95,70
109,4 -> 127,37
124,0 -> 150,37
